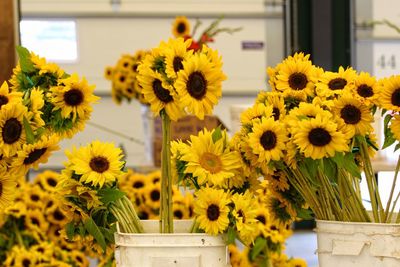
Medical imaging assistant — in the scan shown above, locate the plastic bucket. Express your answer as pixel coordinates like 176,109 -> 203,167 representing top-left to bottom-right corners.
115,220 -> 231,267
316,220 -> 400,267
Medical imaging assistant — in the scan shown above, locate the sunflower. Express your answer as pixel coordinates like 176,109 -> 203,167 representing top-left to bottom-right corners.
390,115 -> 400,141
275,57 -> 317,97
173,202 -> 188,220
49,73 -> 99,122
71,250 -> 89,267
27,87 -> 45,128
194,187 -> 230,235
148,170 -> 161,184
4,200 -> 27,218
263,91 -> 286,121
265,170 -> 290,192
47,204 -> 69,226
33,170 -> 60,192
333,93 -> 374,137
180,129 -> 242,187
0,81 -> 22,110
248,117 -> 287,165
286,102 -> 332,129
379,75 -> 400,112
293,114 -> 348,159
104,66 -> 114,80
0,103 -> 27,157
175,52 -> 226,120
24,184 -> 45,209
172,16 -> 191,38
231,192 -> 258,245
13,250 -> 40,267
288,258 -> 308,267
0,174 -> 17,210
143,183 -> 161,210
164,38 -> 193,79
352,71 -> 380,106
26,208 -> 50,233
66,141 -> 124,188
13,134 -> 60,175
254,206 -> 271,238
316,66 -> 357,98
240,103 -> 272,126
137,68 -> 183,121
128,173 -> 148,190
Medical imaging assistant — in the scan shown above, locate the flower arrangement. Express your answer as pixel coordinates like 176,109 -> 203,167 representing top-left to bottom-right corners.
235,51 -> 400,224
0,171 -> 97,267
105,15 -> 240,106
0,46 -> 98,210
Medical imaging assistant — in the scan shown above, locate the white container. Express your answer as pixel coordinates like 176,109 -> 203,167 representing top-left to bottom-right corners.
115,220 -> 231,267
316,220 -> 400,267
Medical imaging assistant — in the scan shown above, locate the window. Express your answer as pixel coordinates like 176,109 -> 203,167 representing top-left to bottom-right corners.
20,20 -> 78,62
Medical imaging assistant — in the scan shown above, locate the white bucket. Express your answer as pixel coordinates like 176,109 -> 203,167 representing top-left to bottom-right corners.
115,220 -> 231,267
316,220 -> 400,267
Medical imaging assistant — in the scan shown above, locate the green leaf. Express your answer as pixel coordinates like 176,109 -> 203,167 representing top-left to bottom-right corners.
16,46 -> 35,73
249,237 -> 267,261
332,152 -> 345,167
343,153 -> 362,179
394,142 -> 400,152
65,222 -> 75,240
100,226 -> 115,243
296,208 -> 314,220
23,116 -> 35,144
303,157 -> 317,178
383,122 -> 396,149
323,158 -> 337,181
212,126 -> 222,143
84,217 -> 107,252
226,226 -> 236,244
381,108 -> 387,117
98,188 -> 125,205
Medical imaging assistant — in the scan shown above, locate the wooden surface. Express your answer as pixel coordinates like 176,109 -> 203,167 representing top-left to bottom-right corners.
0,0 -> 17,84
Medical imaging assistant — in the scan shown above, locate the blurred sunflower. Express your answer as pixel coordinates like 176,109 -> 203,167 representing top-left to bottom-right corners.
390,115 -> 400,141
288,258 -> 308,267
293,114 -> 348,159
175,52 -> 226,120
49,73 -> 99,122
172,16 -> 191,38
66,141 -> 124,188
71,250 -> 90,267
379,75 -> 400,112
231,192 -> 258,245
104,66 -> 114,80
33,170 -> 60,192
194,187 -> 230,235
144,183 -> 161,210
25,208 -> 50,233
0,174 -> 17,209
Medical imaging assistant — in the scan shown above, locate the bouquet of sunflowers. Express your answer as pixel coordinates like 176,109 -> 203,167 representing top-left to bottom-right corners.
0,46 -> 98,211
235,51 -> 400,224
0,170 -> 99,267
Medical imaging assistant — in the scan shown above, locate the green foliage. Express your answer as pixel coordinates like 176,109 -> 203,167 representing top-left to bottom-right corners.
226,226 -> 236,244
212,126 -> 223,143
23,116 -> 36,144
16,46 -> 36,73
383,114 -> 396,149
332,152 -> 361,179
249,237 -> 267,261
84,217 -> 107,252
98,188 -> 126,205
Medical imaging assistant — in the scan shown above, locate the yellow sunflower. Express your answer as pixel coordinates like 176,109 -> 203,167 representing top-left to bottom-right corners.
390,115 -> 400,141
143,183 -> 161,210
148,170 -> 161,184
49,73 -> 99,122
13,134 -> 60,174
24,184 -> 45,209
25,208 -> 50,233
275,57 -> 317,97
194,187 -> 230,235
137,68 -> 183,121
13,250 -> 40,267
4,200 -> 27,218
293,114 -> 348,159
231,192 -> 258,245
180,129 -> 242,187
0,174 -> 17,210
47,203 -> 69,226
164,38 -> 193,79
27,88 -> 45,128
378,75 -> 400,112
0,81 -> 22,110
288,258 -> 308,267
352,71 -> 380,106
265,170 -> 290,192
240,103 -> 272,126
286,102 -> 332,129
315,66 -> 357,98
263,91 -> 286,121
332,93 -> 374,137
175,52 -> 226,120
104,66 -> 114,80
33,170 -> 60,192
0,102 -> 27,157
248,117 -> 288,164
71,250 -> 90,267
66,141 -> 124,188
172,16 -> 191,38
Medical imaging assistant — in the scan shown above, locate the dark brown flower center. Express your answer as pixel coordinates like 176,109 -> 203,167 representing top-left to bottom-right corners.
272,107 -> 280,121
132,64 -> 138,72
328,78 -> 347,90
270,225 -> 277,231
152,79 -> 173,103
174,210 -> 184,219
0,96 -> 9,109
123,62 -> 129,68
150,189 -> 160,201
177,22 -> 186,33
89,156 -> 110,173
207,204 -> 220,221
288,72 -> 308,90
23,259 -> 31,267
308,128 -> 332,146
47,178 -> 57,187
64,89 -> 84,106
24,148 -> 47,165
31,217 -> 40,226
31,194 -> 40,201
256,215 -> 266,225
357,84 -> 374,97
119,75 -> 126,83
237,209 -> 246,223
2,118 -> 22,144
341,104 -> 361,124
173,57 -> 184,73
391,89 -> 400,107
140,210 -> 149,220
260,131 -> 277,150
53,209 -> 65,221
187,71 -> 207,100
133,181 -> 144,189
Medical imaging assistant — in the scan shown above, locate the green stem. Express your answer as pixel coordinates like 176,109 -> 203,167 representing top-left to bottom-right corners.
120,196 -> 144,233
189,220 -> 200,233
110,205 -> 133,233
13,221 -> 24,248
161,111 -> 173,233
384,155 -> 400,222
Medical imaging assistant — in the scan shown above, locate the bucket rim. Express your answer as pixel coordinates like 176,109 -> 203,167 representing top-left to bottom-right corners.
316,219 -> 400,227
